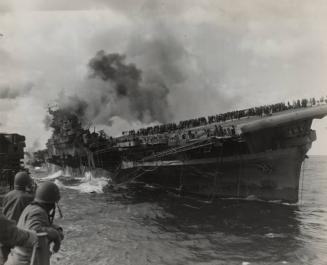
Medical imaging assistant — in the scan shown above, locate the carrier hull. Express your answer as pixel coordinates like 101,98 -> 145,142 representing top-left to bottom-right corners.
116,147 -> 306,203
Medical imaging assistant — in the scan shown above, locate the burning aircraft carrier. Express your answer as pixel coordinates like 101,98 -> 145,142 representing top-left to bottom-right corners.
42,97 -> 327,203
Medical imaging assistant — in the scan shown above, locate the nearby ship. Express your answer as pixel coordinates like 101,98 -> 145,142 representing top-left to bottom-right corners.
0,133 -> 26,189
44,98 -> 327,203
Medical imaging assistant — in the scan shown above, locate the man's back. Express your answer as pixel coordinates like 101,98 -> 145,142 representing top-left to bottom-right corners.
6,204 -> 52,265
2,190 -> 34,223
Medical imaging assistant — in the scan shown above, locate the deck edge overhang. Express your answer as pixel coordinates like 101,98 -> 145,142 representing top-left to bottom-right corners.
239,105 -> 327,134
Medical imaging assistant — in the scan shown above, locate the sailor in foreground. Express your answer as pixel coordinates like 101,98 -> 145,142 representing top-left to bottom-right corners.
5,181 -> 64,265
2,171 -> 34,223
0,214 -> 38,265
1,172 -> 35,262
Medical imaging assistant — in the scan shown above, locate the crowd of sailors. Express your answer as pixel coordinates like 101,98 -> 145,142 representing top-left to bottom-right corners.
122,96 -> 327,137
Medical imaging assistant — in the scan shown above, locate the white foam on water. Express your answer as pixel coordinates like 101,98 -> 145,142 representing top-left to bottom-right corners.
39,170 -> 63,180
63,167 -> 72,177
37,169 -> 109,193
57,171 -> 109,194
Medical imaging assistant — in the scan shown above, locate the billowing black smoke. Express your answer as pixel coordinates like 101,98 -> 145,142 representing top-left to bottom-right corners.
89,51 -> 141,97
46,25 -> 234,133
61,96 -> 88,124
45,50 -> 173,132
88,50 -> 172,123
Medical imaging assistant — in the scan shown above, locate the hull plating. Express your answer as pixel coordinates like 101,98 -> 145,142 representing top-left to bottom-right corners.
116,148 -> 305,203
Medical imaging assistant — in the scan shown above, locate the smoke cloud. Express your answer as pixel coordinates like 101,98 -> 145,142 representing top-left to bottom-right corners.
53,24 -> 235,132
52,49 -> 173,130
89,52 -> 141,96
88,50 -> 171,123
0,83 -> 33,99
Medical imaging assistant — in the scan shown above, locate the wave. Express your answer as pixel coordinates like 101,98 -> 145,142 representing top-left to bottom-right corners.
39,170 -> 109,194
39,170 -> 64,180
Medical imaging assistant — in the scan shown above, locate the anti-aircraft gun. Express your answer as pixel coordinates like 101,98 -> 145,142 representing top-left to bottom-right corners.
0,133 -> 26,189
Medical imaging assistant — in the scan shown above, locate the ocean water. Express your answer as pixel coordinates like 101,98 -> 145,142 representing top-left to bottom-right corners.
46,156 -> 327,265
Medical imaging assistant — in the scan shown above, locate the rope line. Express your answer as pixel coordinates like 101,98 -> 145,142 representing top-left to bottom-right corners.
300,158 -> 306,205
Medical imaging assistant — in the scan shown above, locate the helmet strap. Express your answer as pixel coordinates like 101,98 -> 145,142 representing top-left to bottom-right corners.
56,202 -> 63,218
31,202 -> 56,223
49,207 -> 56,224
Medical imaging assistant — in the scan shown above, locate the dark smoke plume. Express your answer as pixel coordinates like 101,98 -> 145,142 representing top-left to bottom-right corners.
89,52 -> 141,97
44,50 -> 172,134
60,95 -> 88,123
53,95 -> 89,127
88,50 -> 172,123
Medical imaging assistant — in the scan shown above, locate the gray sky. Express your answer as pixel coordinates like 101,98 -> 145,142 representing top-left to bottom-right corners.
0,0 -> 326,154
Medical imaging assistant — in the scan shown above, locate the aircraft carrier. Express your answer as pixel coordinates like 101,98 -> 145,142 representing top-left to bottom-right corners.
44,98 -> 327,203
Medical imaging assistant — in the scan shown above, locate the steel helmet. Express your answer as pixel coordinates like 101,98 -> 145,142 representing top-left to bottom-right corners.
35,181 -> 60,204
14,171 -> 32,189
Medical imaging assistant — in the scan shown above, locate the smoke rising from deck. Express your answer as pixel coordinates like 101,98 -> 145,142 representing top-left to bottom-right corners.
88,50 -> 172,124
50,48 -> 174,131
52,24 -> 236,134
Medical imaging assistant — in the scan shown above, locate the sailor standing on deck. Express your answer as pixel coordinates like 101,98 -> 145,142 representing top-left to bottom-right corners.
5,181 -> 64,265
1,172 -> 34,263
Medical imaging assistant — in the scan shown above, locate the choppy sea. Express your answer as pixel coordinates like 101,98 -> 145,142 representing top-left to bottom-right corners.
38,156 -> 327,265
